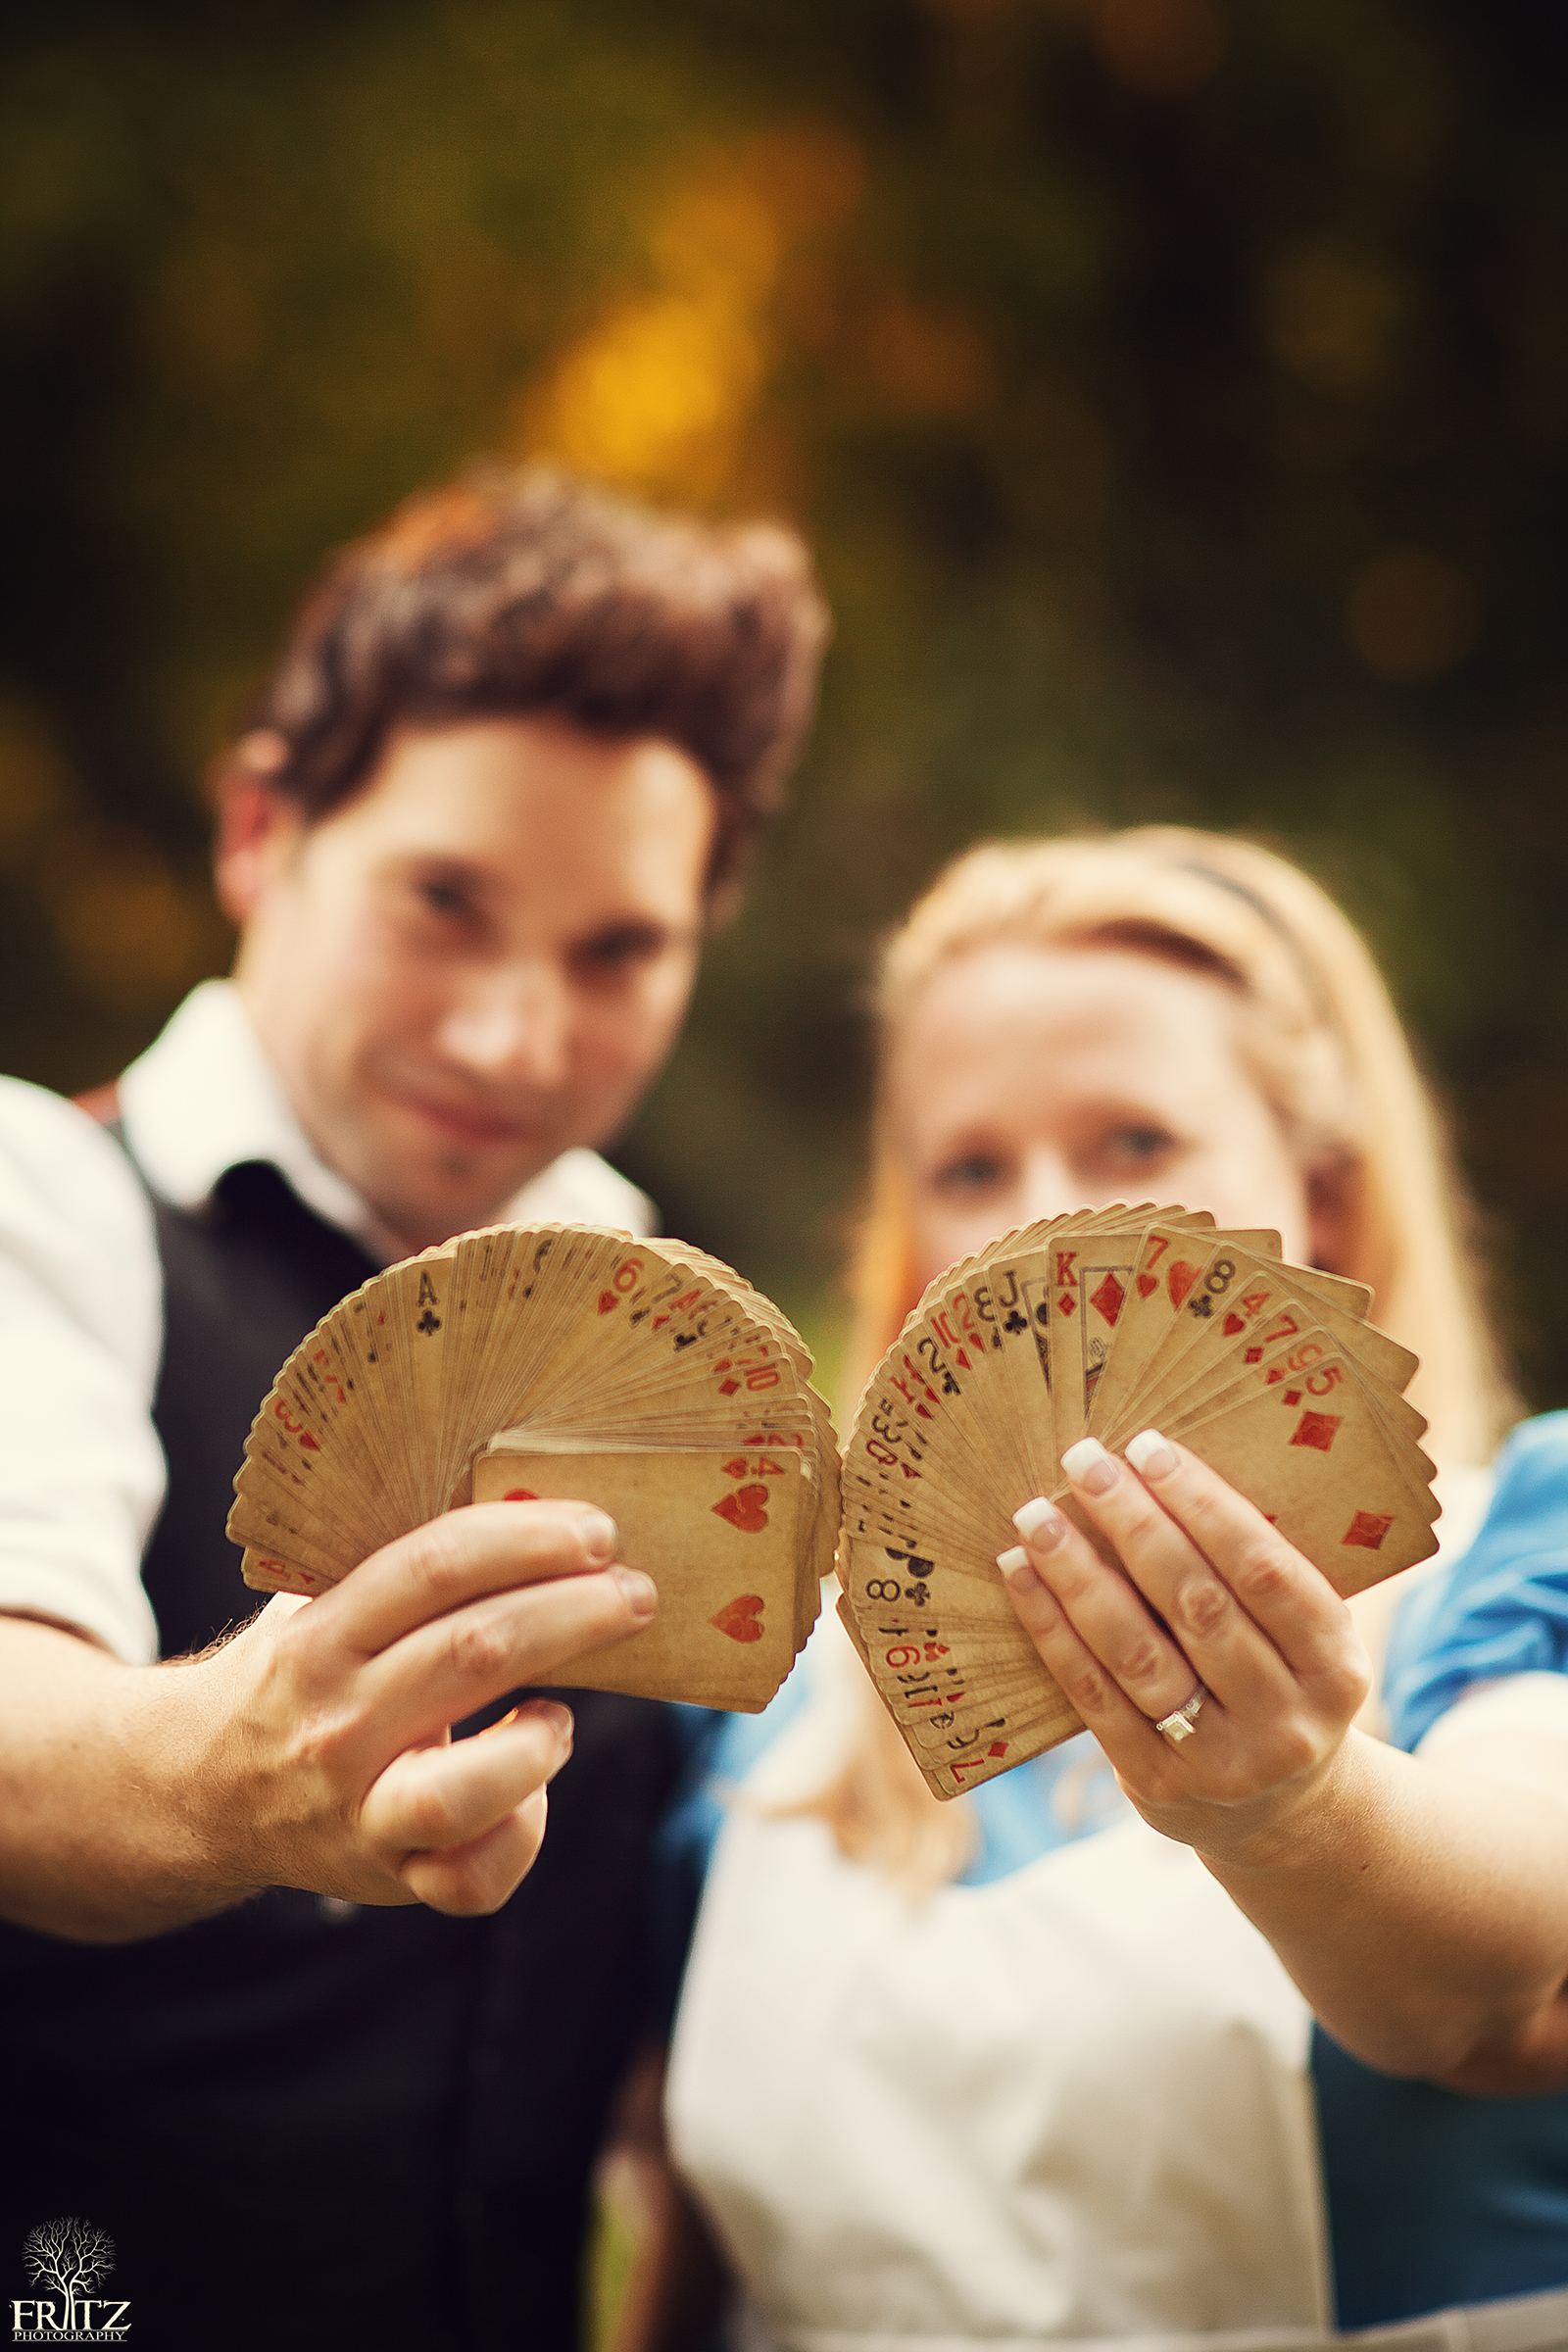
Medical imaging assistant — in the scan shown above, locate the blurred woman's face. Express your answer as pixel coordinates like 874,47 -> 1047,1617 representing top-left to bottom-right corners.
893,943 -> 1313,1294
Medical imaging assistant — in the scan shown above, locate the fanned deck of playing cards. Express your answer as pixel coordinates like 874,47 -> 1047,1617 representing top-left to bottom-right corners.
228,1224 -> 839,1711
838,1206 -> 1441,1799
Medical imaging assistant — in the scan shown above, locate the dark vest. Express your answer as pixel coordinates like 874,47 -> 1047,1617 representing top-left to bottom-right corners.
0,1148 -> 684,2352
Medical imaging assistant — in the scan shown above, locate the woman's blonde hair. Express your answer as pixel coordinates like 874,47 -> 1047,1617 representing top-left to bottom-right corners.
808,825 -> 1514,1897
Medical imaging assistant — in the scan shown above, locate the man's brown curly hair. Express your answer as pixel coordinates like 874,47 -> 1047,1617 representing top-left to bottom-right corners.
231,466 -> 830,913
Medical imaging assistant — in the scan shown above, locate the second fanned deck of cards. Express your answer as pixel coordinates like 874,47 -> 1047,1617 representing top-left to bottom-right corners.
838,1203 -> 1440,1797
229,1207 -> 1438,1782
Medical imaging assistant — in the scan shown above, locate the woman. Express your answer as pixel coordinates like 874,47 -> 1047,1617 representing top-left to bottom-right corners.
658,830 -> 1568,2349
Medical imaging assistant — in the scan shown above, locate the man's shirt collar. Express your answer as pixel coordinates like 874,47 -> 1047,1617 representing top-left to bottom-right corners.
118,979 -> 653,1261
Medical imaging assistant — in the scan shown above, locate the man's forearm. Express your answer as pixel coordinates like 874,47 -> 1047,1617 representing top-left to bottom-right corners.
0,1502 -> 658,1942
0,1616 -> 262,1941
1200,1729 -> 1568,2085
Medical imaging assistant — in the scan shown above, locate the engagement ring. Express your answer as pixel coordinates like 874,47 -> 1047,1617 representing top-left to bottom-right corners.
1154,1684 -> 1208,1745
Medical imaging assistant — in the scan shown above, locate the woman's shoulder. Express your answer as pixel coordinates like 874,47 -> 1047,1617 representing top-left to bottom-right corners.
1479,1410 -> 1568,1517
1383,1413 -> 1568,1752
1417,1413 -> 1568,1592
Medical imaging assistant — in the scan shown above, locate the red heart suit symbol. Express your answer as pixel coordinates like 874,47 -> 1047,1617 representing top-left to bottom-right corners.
711,1592 -> 765,1642
712,1483 -> 769,1534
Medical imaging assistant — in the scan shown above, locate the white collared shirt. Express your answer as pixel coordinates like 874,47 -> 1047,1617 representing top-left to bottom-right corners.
0,980 -> 655,1665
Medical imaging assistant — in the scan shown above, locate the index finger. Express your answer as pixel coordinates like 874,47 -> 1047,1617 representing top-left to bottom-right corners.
310,1499 -> 621,1658
1120,1428 -> 1358,1678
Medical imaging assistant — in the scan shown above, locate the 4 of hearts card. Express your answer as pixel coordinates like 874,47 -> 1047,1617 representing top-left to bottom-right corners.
228,1223 -> 838,1712
838,1206 -> 1440,1799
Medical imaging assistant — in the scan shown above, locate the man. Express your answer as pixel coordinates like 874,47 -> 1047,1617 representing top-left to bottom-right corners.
0,468 -> 828,2350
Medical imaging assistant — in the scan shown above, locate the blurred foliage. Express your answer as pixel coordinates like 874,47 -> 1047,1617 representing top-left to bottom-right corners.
4,0 -> 1568,1400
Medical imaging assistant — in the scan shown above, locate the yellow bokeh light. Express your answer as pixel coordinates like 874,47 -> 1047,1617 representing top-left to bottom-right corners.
1263,243 -> 1412,396
36,822 -> 225,1010
653,184 -> 780,308
1346,548 -> 1481,683
518,127 -> 865,496
528,295 -> 763,488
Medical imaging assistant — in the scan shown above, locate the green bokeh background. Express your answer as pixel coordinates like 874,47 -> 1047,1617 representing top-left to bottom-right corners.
5,0 -> 1568,1402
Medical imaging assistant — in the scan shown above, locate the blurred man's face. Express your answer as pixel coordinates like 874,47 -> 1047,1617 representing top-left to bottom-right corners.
218,717 -> 714,1249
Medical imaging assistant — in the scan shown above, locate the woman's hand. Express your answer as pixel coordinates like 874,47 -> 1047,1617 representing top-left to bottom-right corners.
998,1429 -> 1372,1865
999,1430 -> 1568,2087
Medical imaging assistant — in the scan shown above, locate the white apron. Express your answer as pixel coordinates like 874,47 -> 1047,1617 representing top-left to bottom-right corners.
665,1610 -> 1568,2352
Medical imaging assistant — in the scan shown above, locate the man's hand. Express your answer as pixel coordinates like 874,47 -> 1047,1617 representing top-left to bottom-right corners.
0,1499 -> 656,1940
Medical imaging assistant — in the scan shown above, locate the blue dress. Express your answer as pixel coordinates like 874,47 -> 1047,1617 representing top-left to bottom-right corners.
1315,1412 -> 1568,2326
669,1415 -> 1568,2328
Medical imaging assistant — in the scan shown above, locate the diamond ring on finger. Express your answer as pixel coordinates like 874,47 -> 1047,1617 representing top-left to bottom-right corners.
1153,1683 -> 1208,1745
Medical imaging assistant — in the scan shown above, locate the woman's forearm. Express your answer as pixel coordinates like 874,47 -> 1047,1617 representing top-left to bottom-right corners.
1200,1727 -> 1568,2086
1002,1436 -> 1568,2094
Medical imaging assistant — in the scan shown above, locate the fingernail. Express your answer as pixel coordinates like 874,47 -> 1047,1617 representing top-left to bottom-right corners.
579,1508 -> 618,1562
997,1544 -> 1044,1592
533,1698 -> 575,1778
1012,1496 -> 1067,1550
612,1565 -> 658,1618
1061,1437 -> 1118,1495
1125,1428 -> 1178,1480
